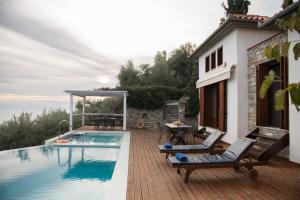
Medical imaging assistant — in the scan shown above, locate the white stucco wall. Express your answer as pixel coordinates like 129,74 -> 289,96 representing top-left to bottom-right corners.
198,30 -> 238,143
288,30 -> 300,164
198,28 -> 278,144
236,29 -> 278,139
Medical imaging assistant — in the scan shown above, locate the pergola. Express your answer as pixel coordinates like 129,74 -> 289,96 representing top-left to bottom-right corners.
65,90 -> 128,131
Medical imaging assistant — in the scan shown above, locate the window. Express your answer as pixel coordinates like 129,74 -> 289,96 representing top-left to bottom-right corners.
205,56 -> 210,72
211,52 -> 216,69
217,46 -> 223,66
267,64 -> 281,127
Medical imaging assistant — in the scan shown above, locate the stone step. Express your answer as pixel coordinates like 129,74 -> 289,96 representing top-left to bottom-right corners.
164,113 -> 178,116
164,105 -> 178,108
164,108 -> 178,112
164,108 -> 178,111
164,107 -> 178,110
163,102 -> 179,121
163,116 -> 178,119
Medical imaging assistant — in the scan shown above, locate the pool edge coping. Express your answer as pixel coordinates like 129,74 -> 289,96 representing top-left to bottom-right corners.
105,131 -> 130,200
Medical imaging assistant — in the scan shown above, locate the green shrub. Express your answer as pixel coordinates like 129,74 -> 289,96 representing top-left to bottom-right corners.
125,86 -> 182,110
0,109 -> 68,151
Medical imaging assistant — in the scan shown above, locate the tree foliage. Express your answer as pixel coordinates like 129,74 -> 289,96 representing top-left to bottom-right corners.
261,1 -> 300,111
116,42 -> 199,116
184,70 -> 200,117
260,71 -> 300,111
282,0 -> 294,9
0,109 -> 68,151
117,60 -> 141,87
75,97 -> 123,114
222,0 -> 251,16
168,43 -> 197,89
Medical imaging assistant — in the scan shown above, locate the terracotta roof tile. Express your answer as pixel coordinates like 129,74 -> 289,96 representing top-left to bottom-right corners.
231,14 -> 269,22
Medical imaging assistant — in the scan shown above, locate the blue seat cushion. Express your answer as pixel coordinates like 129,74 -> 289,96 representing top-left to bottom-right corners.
164,143 -> 173,149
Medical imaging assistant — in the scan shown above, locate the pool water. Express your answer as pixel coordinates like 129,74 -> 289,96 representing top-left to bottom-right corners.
0,145 -> 119,200
70,134 -> 122,144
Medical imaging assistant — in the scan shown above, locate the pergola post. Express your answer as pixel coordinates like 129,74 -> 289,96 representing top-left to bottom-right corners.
65,90 -> 128,131
123,93 -> 127,131
69,94 -> 73,131
82,96 -> 86,127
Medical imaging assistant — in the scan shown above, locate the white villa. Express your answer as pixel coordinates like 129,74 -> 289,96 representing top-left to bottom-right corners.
191,2 -> 300,164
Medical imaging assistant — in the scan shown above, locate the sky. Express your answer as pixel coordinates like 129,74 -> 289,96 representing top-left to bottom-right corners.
0,0 -> 283,122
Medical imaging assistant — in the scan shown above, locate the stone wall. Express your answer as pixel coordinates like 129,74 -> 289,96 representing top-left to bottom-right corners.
183,117 -> 198,129
127,98 -> 193,130
178,97 -> 187,121
127,108 -> 163,129
247,33 -> 289,159
247,33 -> 287,131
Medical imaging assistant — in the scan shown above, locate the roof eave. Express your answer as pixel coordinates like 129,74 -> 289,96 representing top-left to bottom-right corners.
259,2 -> 299,28
190,18 -> 270,60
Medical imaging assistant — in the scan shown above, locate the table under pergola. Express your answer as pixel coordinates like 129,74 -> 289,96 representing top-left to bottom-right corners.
65,90 -> 128,131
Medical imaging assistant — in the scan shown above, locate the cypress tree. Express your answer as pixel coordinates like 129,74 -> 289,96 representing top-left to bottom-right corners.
281,0 -> 293,9
222,0 -> 251,16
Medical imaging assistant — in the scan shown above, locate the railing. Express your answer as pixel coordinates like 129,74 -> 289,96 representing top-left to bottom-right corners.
72,113 -> 123,116
58,120 -> 69,137
72,113 -> 124,129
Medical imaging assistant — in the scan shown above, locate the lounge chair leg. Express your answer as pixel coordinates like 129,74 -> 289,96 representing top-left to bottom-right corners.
184,169 -> 192,183
249,169 -> 258,180
165,153 -> 169,159
177,168 -> 181,174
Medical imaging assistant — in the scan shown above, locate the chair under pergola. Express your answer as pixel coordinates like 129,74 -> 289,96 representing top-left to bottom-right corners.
65,90 -> 128,131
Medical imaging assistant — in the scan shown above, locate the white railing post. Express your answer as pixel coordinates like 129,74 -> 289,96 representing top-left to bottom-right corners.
82,96 -> 86,127
123,93 -> 127,131
69,94 -> 73,131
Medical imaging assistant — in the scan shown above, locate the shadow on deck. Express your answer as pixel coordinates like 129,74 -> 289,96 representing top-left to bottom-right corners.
127,129 -> 300,200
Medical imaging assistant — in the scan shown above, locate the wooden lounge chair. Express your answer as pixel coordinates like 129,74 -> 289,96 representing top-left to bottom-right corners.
167,138 -> 257,183
159,130 -> 225,158
192,127 -> 208,141
245,127 -> 289,161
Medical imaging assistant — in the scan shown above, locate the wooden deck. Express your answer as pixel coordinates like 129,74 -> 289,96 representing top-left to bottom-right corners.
127,129 -> 300,200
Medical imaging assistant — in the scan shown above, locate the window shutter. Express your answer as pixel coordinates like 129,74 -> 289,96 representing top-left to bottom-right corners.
199,87 -> 205,126
280,57 -> 289,130
218,81 -> 226,131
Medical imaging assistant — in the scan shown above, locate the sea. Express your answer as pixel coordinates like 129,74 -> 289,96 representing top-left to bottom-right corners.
0,100 -> 69,123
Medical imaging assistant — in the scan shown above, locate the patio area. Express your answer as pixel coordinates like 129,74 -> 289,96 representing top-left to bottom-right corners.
127,129 -> 300,200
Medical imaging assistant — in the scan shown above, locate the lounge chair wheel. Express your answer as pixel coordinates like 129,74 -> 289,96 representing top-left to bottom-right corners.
233,166 -> 241,172
249,169 -> 258,180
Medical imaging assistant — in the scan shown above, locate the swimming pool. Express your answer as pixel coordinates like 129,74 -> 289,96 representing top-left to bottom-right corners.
70,133 -> 122,144
52,132 -> 123,148
0,131 -> 130,200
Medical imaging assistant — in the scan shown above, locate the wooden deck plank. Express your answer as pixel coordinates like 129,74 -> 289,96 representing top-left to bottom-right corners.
138,130 -> 181,200
140,130 -> 173,200
127,129 -> 300,200
145,132 -> 196,200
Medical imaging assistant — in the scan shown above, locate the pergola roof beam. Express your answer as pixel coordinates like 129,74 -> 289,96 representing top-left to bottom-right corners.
65,90 -> 128,97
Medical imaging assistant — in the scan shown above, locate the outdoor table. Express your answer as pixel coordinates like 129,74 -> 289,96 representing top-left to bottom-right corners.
94,117 -> 117,130
165,123 -> 192,144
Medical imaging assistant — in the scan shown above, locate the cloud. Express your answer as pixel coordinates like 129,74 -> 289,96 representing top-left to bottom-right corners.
0,0 -> 283,121
0,0 -> 118,66
0,94 -> 68,102
0,0 -> 126,99
0,26 -> 120,95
